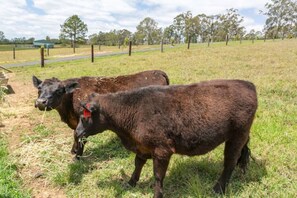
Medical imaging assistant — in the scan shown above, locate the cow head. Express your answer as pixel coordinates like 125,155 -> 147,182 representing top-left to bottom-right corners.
76,99 -> 100,139
32,76 -> 79,111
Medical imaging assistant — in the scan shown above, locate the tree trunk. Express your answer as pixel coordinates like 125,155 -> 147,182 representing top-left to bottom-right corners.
225,34 -> 229,46
73,35 -> 76,53
187,35 -> 191,49
208,36 -> 211,47
282,31 -> 285,40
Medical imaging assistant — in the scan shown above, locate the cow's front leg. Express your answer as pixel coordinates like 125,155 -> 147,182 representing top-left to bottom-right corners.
128,154 -> 148,187
71,130 -> 87,160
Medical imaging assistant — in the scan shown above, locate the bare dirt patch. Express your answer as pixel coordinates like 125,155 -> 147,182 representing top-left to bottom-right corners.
1,74 -> 68,198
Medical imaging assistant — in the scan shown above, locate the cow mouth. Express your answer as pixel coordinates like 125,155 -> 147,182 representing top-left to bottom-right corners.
34,100 -> 54,111
35,105 -> 53,111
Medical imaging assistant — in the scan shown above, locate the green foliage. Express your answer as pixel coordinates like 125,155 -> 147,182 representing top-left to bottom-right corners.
262,0 -> 297,39
60,15 -> 88,51
0,31 -> 5,43
136,17 -> 162,45
0,137 -> 30,198
0,86 -> 8,103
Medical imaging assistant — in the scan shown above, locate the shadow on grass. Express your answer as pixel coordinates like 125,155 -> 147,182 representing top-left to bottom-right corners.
77,155 -> 267,197
67,136 -> 130,184
66,135 -> 267,197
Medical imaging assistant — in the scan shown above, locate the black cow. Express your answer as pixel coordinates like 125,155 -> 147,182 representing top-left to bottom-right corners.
75,79 -> 258,198
32,70 -> 169,159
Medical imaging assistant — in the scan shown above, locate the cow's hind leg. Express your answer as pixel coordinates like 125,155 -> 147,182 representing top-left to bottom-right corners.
153,156 -> 170,198
213,135 -> 249,194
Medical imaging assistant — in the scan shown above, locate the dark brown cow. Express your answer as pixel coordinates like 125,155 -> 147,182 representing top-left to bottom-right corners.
32,70 -> 169,159
75,79 -> 257,197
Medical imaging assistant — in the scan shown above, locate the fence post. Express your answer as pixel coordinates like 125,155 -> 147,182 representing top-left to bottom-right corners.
47,46 -> 49,56
161,39 -> 164,53
91,44 -> 94,63
13,47 -> 15,59
40,47 -> 44,67
128,41 -> 132,56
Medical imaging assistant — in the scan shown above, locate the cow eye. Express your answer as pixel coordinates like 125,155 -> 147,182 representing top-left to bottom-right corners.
55,89 -> 64,95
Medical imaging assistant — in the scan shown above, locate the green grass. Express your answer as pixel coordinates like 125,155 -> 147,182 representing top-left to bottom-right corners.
3,39 -> 297,197
0,136 -> 30,198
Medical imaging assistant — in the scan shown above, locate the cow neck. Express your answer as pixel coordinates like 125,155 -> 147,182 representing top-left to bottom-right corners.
100,94 -> 137,136
56,92 -> 77,129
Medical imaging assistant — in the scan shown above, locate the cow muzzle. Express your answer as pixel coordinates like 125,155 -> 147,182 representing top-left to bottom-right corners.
35,98 -> 50,110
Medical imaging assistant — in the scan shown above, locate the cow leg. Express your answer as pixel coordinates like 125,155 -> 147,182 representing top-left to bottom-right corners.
71,130 -> 87,160
71,130 -> 79,154
213,138 -> 247,194
128,155 -> 147,187
153,156 -> 170,198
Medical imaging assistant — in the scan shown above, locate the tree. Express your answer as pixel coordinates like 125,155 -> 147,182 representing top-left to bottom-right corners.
97,31 -> 106,50
117,29 -> 132,48
0,31 -> 5,43
173,11 -> 201,49
261,0 -> 297,40
136,17 -> 161,45
60,15 -> 88,53
26,37 -> 35,44
218,8 -> 244,45
173,14 -> 186,43
247,29 -> 256,43
89,33 -> 98,45
198,14 -> 221,46
163,25 -> 175,45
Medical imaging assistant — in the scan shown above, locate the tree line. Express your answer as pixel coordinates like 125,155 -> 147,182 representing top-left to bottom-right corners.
0,0 -> 296,49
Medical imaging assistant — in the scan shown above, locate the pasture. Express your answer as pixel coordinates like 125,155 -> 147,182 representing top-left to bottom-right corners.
0,39 -> 296,197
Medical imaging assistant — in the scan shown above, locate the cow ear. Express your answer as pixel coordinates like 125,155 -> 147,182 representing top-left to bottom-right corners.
32,76 -> 42,88
89,102 -> 99,112
65,82 -> 79,94
80,101 -> 99,113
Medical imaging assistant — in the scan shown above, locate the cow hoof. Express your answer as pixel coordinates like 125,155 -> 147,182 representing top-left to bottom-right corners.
213,183 -> 225,194
73,156 -> 81,162
128,179 -> 137,187
71,148 -> 77,155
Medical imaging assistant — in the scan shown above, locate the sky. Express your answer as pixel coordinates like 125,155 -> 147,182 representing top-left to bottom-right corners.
0,0 -> 268,40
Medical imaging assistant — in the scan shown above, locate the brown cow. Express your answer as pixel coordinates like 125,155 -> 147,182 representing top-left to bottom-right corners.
32,70 -> 169,159
75,79 -> 257,197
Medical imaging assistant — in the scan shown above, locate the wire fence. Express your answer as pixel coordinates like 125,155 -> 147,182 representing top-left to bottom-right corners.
0,38 -> 292,67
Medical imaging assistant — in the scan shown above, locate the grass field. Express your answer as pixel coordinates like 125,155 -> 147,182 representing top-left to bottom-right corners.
0,39 -> 296,197
0,136 -> 31,198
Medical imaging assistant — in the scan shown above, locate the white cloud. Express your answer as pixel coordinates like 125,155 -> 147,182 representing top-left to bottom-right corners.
0,0 -> 268,39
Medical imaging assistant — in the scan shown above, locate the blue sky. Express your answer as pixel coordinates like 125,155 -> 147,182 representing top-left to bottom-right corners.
0,0 -> 268,40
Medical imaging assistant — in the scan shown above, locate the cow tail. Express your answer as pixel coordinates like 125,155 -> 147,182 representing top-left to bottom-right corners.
237,137 -> 250,174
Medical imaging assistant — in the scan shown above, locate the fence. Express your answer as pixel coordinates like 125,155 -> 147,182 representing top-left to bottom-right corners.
0,38 -> 288,67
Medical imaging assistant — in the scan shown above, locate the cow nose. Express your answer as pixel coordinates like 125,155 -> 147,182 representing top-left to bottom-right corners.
35,98 -> 48,107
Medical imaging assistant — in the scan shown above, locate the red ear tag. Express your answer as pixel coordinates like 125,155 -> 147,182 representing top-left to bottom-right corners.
83,103 -> 91,118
